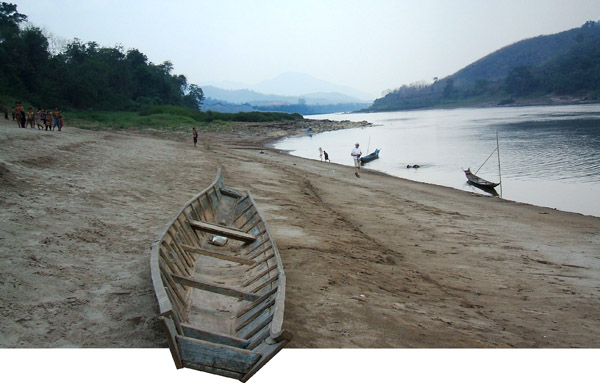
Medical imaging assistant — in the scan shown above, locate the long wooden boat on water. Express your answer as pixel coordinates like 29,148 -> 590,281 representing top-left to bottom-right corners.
150,169 -> 292,381
463,168 -> 500,189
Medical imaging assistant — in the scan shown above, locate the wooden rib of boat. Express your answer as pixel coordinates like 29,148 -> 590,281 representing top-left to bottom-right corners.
150,169 -> 292,382
360,148 -> 380,165
463,168 -> 500,189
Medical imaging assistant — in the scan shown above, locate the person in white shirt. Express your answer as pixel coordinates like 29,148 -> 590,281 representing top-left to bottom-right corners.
351,142 -> 362,178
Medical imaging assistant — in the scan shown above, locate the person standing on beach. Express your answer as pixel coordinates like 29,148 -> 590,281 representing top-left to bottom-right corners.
19,103 -> 25,128
319,147 -> 323,161
26,107 -> 34,128
14,102 -> 21,127
351,142 -> 362,178
324,150 -> 330,162
193,127 -> 198,147
53,108 -> 60,130
45,109 -> 52,130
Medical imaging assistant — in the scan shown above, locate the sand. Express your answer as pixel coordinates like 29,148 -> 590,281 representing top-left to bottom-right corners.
1,117 -> 599,349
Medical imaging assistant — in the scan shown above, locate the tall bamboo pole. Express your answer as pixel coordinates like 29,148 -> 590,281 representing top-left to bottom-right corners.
497,129 -> 502,197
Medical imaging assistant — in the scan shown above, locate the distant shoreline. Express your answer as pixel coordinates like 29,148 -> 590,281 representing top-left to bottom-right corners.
357,95 -> 600,113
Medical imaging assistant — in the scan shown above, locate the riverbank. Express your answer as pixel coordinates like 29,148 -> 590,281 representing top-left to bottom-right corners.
1,117 -> 599,351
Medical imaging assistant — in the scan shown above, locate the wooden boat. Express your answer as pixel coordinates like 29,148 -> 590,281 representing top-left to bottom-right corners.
464,130 -> 503,194
463,168 -> 500,189
150,169 -> 292,381
360,148 -> 380,165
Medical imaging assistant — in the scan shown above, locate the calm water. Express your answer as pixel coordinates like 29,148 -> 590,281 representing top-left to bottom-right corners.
273,104 -> 600,217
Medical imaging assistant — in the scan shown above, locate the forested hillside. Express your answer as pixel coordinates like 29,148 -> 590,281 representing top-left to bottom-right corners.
0,3 -> 203,111
367,20 -> 600,112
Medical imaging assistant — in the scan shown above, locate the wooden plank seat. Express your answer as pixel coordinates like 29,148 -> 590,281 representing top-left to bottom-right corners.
189,219 -> 257,243
170,273 -> 261,301
180,244 -> 256,266
181,324 -> 250,349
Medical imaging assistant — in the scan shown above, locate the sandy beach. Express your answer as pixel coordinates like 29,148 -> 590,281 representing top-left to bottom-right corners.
1,117 -> 599,349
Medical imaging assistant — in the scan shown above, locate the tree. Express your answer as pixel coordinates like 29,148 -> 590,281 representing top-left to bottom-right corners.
0,2 -> 26,40
443,79 -> 455,98
505,66 -> 539,96
183,84 -> 205,110
472,78 -> 489,95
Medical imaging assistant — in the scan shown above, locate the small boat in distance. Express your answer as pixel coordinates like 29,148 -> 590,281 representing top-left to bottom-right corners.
360,148 -> 380,165
463,168 -> 500,189
464,129 -> 502,195
150,169 -> 291,381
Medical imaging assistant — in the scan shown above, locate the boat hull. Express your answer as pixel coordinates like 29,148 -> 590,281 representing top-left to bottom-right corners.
463,168 -> 500,189
150,169 -> 291,381
360,149 -> 380,165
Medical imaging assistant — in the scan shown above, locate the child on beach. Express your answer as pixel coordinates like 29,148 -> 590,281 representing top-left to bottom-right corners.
45,109 -> 52,130
193,127 -> 198,147
35,108 -> 43,129
26,108 -> 34,128
53,108 -> 60,130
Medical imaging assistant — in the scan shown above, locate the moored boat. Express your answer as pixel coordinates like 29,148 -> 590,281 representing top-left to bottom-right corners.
463,168 -> 500,189
360,148 -> 380,165
150,169 -> 292,381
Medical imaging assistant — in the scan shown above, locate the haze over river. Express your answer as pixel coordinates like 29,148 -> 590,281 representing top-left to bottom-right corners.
273,104 -> 600,217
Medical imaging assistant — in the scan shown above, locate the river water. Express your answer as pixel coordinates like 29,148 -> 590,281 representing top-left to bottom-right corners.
273,104 -> 600,217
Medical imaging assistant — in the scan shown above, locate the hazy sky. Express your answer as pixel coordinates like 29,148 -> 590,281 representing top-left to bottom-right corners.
15,0 -> 600,99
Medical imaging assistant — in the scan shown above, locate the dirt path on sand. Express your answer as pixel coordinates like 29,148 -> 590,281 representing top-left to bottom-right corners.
1,119 -> 599,348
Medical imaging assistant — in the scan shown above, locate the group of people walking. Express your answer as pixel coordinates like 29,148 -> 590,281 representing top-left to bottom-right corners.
6,102 -> 63,131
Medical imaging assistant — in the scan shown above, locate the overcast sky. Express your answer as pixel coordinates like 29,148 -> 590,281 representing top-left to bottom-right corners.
15,0 -> 600,99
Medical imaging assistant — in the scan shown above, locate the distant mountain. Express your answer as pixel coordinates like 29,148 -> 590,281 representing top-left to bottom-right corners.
450,23 -> 595,87
366,20 -> 600,112
202,85 -> 367,105
201,86 -> 281,104
200,72 -> 372,114
253,72 -> 373,101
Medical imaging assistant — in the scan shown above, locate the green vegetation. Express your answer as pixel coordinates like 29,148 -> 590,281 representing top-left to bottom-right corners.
0,3 -> 203,111
366,21 -> 600,112
0,3 -> 302,128
69,106 -> 303,133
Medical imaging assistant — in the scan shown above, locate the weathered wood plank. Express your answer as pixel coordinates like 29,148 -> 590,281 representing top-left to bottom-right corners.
246,242 -> 273,260
181,324 -> 250,349
251,274 -> 279,294
220,186 -> 243,198
242,264 -> 278,288
240,340 -> 288,382
246,326 -> 271,350
242,313 -> 273,340
237,209 -> 259,231
170,273 -> 261,301
234,199 -> 254,221
237,287 -> 278,318
160,314 -> 183,369
177,335 -> 261,374
236,300 -> 275,332
189,219 -> 257,243
180,244 -> 256,266
247,252 -> 275,271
